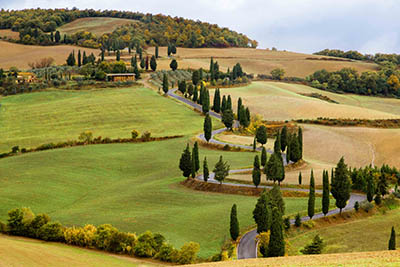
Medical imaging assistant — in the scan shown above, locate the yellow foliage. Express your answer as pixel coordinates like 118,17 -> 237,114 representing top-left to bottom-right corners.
387,74 -> 400,91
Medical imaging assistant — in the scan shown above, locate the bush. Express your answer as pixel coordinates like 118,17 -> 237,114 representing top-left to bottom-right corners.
28,213 -> 50,238
78,131 -> 93,143
131,130 -> 139,139
283,217 -> 291,231
37,222 -> 64,242
133,231 -> 157,257
354,201 -> 360,212
11,146 -> 19,153
95,224 -> 119,251
64,224 -> 98,248
294,213 -> 302,227
300,234 -> 324,254
7,207 -> 35,236
176,242 -> 200,265
95,70 -> 106,81
0,221 -> 7,233
302,220 -> 315,229
360,200 -> 374,212
141,131 -> 151,141
155,243 -> 179,262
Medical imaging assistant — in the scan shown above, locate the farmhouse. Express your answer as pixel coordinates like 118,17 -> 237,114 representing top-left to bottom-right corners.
106,73 -> 135,82
16,72 -> 36,83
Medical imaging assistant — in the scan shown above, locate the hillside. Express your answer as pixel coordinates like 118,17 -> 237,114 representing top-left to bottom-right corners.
0,40 -> 98,69
0,234 -> 159,266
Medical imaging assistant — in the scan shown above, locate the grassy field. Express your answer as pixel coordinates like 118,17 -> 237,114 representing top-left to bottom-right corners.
0,234 -> 159,267
0,40 -> 99,69
0,137 -> 321,258
144,47 -> 379,78
0,29 -> 19,40
57,17 -> 135,37
0,86 -> 222,153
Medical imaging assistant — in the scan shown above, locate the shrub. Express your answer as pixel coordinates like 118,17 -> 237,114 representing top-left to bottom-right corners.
302,220 -> 315,229
283,217 -> 291,231
11,146 -> 19,153
141,131 -> 151,141
64,224 -> 98,248
294,213 -> 302,227
300,235 -> 324,254
37,222 -> 64,242
78,131 -> 93,143
360,200 -> 374,212
354,201 -> 360,212
7,207 -> 35,236
95,224 -> 119,251
95,70 -> 106,81
155,243 -> 179,262
176,242 -> 200,265
131,130 -> 139,139
28,213 -> 50,238
0,221 -> 7,233
133,231 -> 157,257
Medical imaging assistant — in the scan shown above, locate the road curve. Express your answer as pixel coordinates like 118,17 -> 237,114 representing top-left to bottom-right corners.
167,89 -> 366,259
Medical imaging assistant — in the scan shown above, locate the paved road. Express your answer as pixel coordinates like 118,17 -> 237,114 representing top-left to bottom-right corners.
167,89 -> 366,259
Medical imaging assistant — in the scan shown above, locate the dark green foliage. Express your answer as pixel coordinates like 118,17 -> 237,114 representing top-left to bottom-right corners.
283,217 -> 290,231
230,204 -> 239,241
116,50 -> 120,61
252,155 -> 261,188
298,172 -> 302,185
256,125 -> 267,145
66,51 -> 76,66
308,170 -> 315,219
191,153 -> 196,178
170,59 -> 178,71
178,80 -> 187,94
133,231 -> 157,257
167,44 -> 172,56
331,157 -> 351,213
37,222 -> 64,242
213,89 -> 221,113
221,95 -> 227,112
222,109 -> 234,130
289,135 -> 301,163
253,137 -> 256,151
202,89 -> 210,114
267,207 -> 285,257
192,87 -> 198,102
266,153 -> 284,184
155,46 -> 159,58
274,132 -> 281,155
389,226 -> 396,250
101,49 -> 105,61
162,74 -> 169,94
7,208 -> 31,236
203,157 -> 209,182
28,213 -> 50,238
150,55 -> 157,71
187,84 -> 194,97
246,107 -> 250,123
377,173 -> 389,197
253,190 -> 270,233
269,185 -> 285,215
78,50 -> 82,67
294,213 -> 301,227
227,95 -> 232,110
237,97 -> 243,121
322,170 -> 330,216
375,193 -> 382,205
203,114 -> 212,142
192,70 -> 200,86
134,66 -> 141,80
213,156 -> 230,184
300,235 -> 324,254
179,144 -> 192,178
239,106 -> 249,128
367,172 -> 375,202
131,56 -> 137,68
298,127 -> 303,159
54,30 -> 60,43
261,147 -> 267,168
193,142 -> 200,172
280,126 -> 288,152
140,58 -> 145,69
354,201 -> 359,211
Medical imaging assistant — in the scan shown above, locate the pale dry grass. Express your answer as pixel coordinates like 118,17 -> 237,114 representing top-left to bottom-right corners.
0,29 -> 19,39
0,41 -> 99,69
145,47 -> 379,77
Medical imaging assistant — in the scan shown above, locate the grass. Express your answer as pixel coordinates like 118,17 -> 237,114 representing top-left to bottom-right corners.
0,29 -> 19,39
0,40 -> 98,69
0,137 -> 319,258
0,86 -> 222,153
0,234 -> 160,266
57,17 -> 135,37
144,47 -> 379,78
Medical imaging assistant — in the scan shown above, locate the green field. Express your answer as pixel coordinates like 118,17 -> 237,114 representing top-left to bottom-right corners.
0,234 -> 158,267
0,86 -> 221,153
0,137 -> 320,258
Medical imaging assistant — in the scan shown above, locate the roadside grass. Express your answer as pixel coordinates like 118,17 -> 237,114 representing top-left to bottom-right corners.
0,86 -> 222,153
0,234 -> 159,267
0,137 -> 318,258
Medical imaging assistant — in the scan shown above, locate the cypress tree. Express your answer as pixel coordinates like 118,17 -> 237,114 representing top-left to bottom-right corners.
150,55 -> 157,71
131,56 -> 137,68
202,89 -> 210,114
367,171 -> 375,202
280,126 -> 288,152
274,131 -> 281,155
239,106 -> 248,128
289,135 -> 301,162
78,50 -> 82,67
179,144 -> 192,178
82,51 -> 88,65
295,213 -> 302,227
198,85 -> 204,104
253,137 -> 256,151
269,185 -> 285,215
267,207 -> 285,257
389,226 -> 396,250
221,95 -> 227,112
298,172 -> 302,185
134,66 -> 140,80
227,95 -> 232,110
55,30 -> 60,43
256,126 -> 267,146
101,49 -> 105,61
298,127 -> 303,159
322,170 -> 330,216
253,190 -> 270,233
203,114 -> 212,142
252,155 -> 261,188
237,97 -> 243,120
308,170 -> 315,219
261,147 -> 267,168
167,44 -> 172,56
116,50 -> 120,61
192,70 -> 200,86
213,156 -> 230,184
162,74 -> 169,94
246,107 -> 251,124
210,57 -> 214,81
191,153 -> 196,178
140,58 -> 145,69
331,157 -> 351,213
266,153 -> 284,184
192,88 -> 198,102
221,109 -> 234,130
213,89 -> 221,113
193,142 -> 200,172
155,45 -> 159,58
170,59 -> 178,71
203,157 -> 209,182
230,204 -> 240,241
286,140 -> 291,164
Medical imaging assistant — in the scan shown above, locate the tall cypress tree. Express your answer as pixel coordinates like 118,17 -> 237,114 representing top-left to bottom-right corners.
193,142 -> 200,172
389,226 -> 396,250
155,45 -> 159,58
213,89 -> 221,113
227,95 -> 232,110
246,107 -> 251,123
237,97 -> 243,120
269,185 -> 285,215
252,155 -> 261,188
256,125 -> 267,146
222,109 -> 234,130
77,50 -> 82,67
202,89 -> 210,114
101,49 -> 105,61
192,88 -> 198,102
239,106 -> 248,128
162,74 -> 169,94
221,95 -> 227,112
230,204 -> 240,241
179,144 -> 192,178
331,157 -> 351,213
191,153 -> 196,178
253,190 -> 270,233
298,172 -> 302,184
366,171 -> 375,202
116,50 -> 120,61
298,127 -> 303,159
203,157 -> 209,182
274,131 -> 281,155
261,147 -> 267,168
150,55 -> 157,71
203,114 -> 212,142
192,70 -> 200,86
322,170 -> 330,216
267,207 -> 285,257
280,126 -> 288,152
308,170 -> 315,219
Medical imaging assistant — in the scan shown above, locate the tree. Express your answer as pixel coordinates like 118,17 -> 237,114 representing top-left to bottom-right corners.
145,56 -> 149,70
269,185 -> 285,215
322,170 -> 330,216
171,44 -> 177,54
252,155 -> 261,188
55,30 -> 60,43
167,44 -> 172,56
203,114 -> 212,142
222,109 -> 234,130
237,97 -> 243,121
256,126 -> 267,146
202,89 -> 210,114
140,58 -> 145,69
239,106 -> 249,128
178,80 -> 187,94
101,49 -> 105,61
150,55 -> 157,71
253,137 -> 256,151
294,213 -> 301,227
203,157 -> 209,182
230,204 -> 239,241
376,173 -> 389,197
261,147 -> 267,168
213,156 -> 230,184
389,226 -> 396,250
308,170 -> 315,219
179,144 -> 192,178
301,235 -> 325,254
366,171 -> 375,202
162,74 -> 169,94
134,66 -> 141,80
266,153 -> 284,185
331,157 -> 351,213
274,132 -> 281,155
267,207 -> 285,257
116,50 -> 120,61
193,142 -> 200,172
280,126 -> 288,152
298,172 -> 302,185
155,45 -> 159,58
192,88 -> 198,102
191,153 -> 196,178
221,95 -> 227,112
170,59 -> 178,71
66,51 -> 76,66
271,68 -> 285,80
213,89 -> 221,113
227,95 -> 232,110
253,190 -> 270,233
192,70 -> 200,86
298,127 -> 303,159
77,50 -> 82,67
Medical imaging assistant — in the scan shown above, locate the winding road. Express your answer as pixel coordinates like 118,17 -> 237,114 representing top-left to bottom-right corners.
167,88 -> 367,259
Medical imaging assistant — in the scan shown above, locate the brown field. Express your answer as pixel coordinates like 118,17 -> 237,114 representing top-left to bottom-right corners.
57,17 -> 135,37
145,47 -> 379,77
0,29 -> 19,40
189,250 -> 400,267
0,41 -> 99,69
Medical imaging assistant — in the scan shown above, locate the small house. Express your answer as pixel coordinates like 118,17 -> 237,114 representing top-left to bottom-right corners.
106,73 -> 135,82
16,72 -> 36,84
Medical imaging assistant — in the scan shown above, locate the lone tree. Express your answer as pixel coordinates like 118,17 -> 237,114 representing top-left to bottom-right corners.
193,142 -> 200,172
322,170 -> 330,216
252,155 -> 261,188
162,74 -> 169,94
253,190 -> 270,233
280,126 -> 288,152
213,156 -> 230,184
203,157 -> 209,182
256,125 -> 267,146
170,59 -> 178,71
308,170 -> 315,219
230,204 -> 239,241
301,235 -> 325,255
267,207 -> 285,257
331,157 -> 351,213
203,114 -> 212,142
261,147 -> 267,168
222,109 -> 234,130
213,88 -> 221,113
389,226 -> 396,250
150,55 -> 157,71
179,144 -> 192,178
